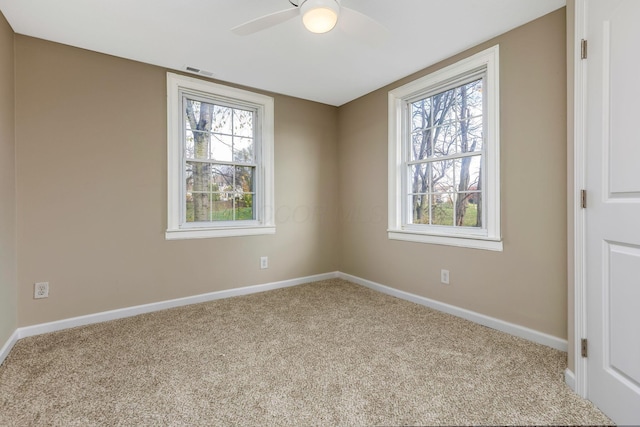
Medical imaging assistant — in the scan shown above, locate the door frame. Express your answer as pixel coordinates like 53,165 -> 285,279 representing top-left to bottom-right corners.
572,0 -> 588,398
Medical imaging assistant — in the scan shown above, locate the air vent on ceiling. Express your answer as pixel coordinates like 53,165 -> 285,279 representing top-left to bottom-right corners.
184,66 -> 214,78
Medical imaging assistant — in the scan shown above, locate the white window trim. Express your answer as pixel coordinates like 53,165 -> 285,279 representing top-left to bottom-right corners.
166,72 -> 275,240
388,45 -> 502,251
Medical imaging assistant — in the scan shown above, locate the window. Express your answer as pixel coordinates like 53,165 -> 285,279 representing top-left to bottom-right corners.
388,46 -> 501,251
166,73 -> 275,239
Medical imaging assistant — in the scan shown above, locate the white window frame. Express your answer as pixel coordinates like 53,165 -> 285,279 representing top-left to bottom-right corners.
388,45 -> 502,251
166,72 -> 275,240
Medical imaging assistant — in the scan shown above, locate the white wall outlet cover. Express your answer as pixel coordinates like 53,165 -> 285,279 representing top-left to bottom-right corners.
440,270 -> 450,285
34,282 -> 49,299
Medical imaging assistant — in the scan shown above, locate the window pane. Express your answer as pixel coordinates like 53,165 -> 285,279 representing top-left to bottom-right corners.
210,133 -> 233,162
211,164 -> 234,191
411,194 -> 429,224
456,192 -> 482,227
185,130 -> 195,160
235,166 -> 254,193
432,121 -> 460,158
189,162 -> 211,192
212,105 -> 232,134
431,160 -> 455,194
185,163 -> 194,222
466,79 -> 483,112
187,161 -> 212,222
211,198 -> 233,221
186,197 -> 194,222
432,90 -> 455,126
185,99 -> 214,133
431,194 -> 454,226
441,87 -> 462,125
409,164 -> 429,194
185,99 -> 201,127
411,129 -> 433,160
458,115 -> 483,153
210,164 -> 235,221
233,109 -> 254,137
453,156 -> 482,193
235,166 -> 255,221
190,130 -> 210,160
233,137 -> 254,163
411,97 -> 433,160
410,98 -> 431,133
452,155 -> 482,228
235,194 -> 255,221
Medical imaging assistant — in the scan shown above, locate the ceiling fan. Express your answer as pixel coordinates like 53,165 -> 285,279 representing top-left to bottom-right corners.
231,0 -> 388,43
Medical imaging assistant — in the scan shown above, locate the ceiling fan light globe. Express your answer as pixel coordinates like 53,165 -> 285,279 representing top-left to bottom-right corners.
301,0 -> 339,34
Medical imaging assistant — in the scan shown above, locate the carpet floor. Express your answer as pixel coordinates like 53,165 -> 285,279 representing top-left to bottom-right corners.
0,279 -> 611,426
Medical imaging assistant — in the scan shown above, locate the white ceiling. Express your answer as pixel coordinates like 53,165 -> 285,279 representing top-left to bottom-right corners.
0,0 -> 565,106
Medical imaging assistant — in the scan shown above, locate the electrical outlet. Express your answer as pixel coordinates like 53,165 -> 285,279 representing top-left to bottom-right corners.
34,282 -> 49,299
260,256 -> 268,269
440,270 -> 450,285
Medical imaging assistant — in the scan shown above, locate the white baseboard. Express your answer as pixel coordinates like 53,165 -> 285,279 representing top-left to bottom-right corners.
0,271 -> 339,361
339,272 -> 568,352
1,270 -> 568,366
564,368 -> 576,391
0,329 -> 20,367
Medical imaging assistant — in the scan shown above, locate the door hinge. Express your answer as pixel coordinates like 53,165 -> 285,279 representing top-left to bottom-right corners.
581,338 -> 588,358
581,39 -> 588,59
580,189 -> 587,208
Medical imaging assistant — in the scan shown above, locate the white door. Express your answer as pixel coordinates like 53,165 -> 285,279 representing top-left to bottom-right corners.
585,0 -> 640,424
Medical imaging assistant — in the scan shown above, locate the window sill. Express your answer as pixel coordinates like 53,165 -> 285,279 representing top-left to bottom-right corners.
388,230 -> 503,251
166,226 -> 276,240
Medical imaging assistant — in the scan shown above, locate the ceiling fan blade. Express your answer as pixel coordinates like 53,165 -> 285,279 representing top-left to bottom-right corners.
232,7 -> 300,36
339,6 -> 389,47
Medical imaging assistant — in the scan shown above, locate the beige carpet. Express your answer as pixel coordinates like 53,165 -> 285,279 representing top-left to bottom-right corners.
0,279 -> 611,426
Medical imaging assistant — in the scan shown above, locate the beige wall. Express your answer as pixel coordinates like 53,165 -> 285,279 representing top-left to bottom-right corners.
0,11 -> 17,345
15,36 -> 339,326
338,9 -> 568,338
